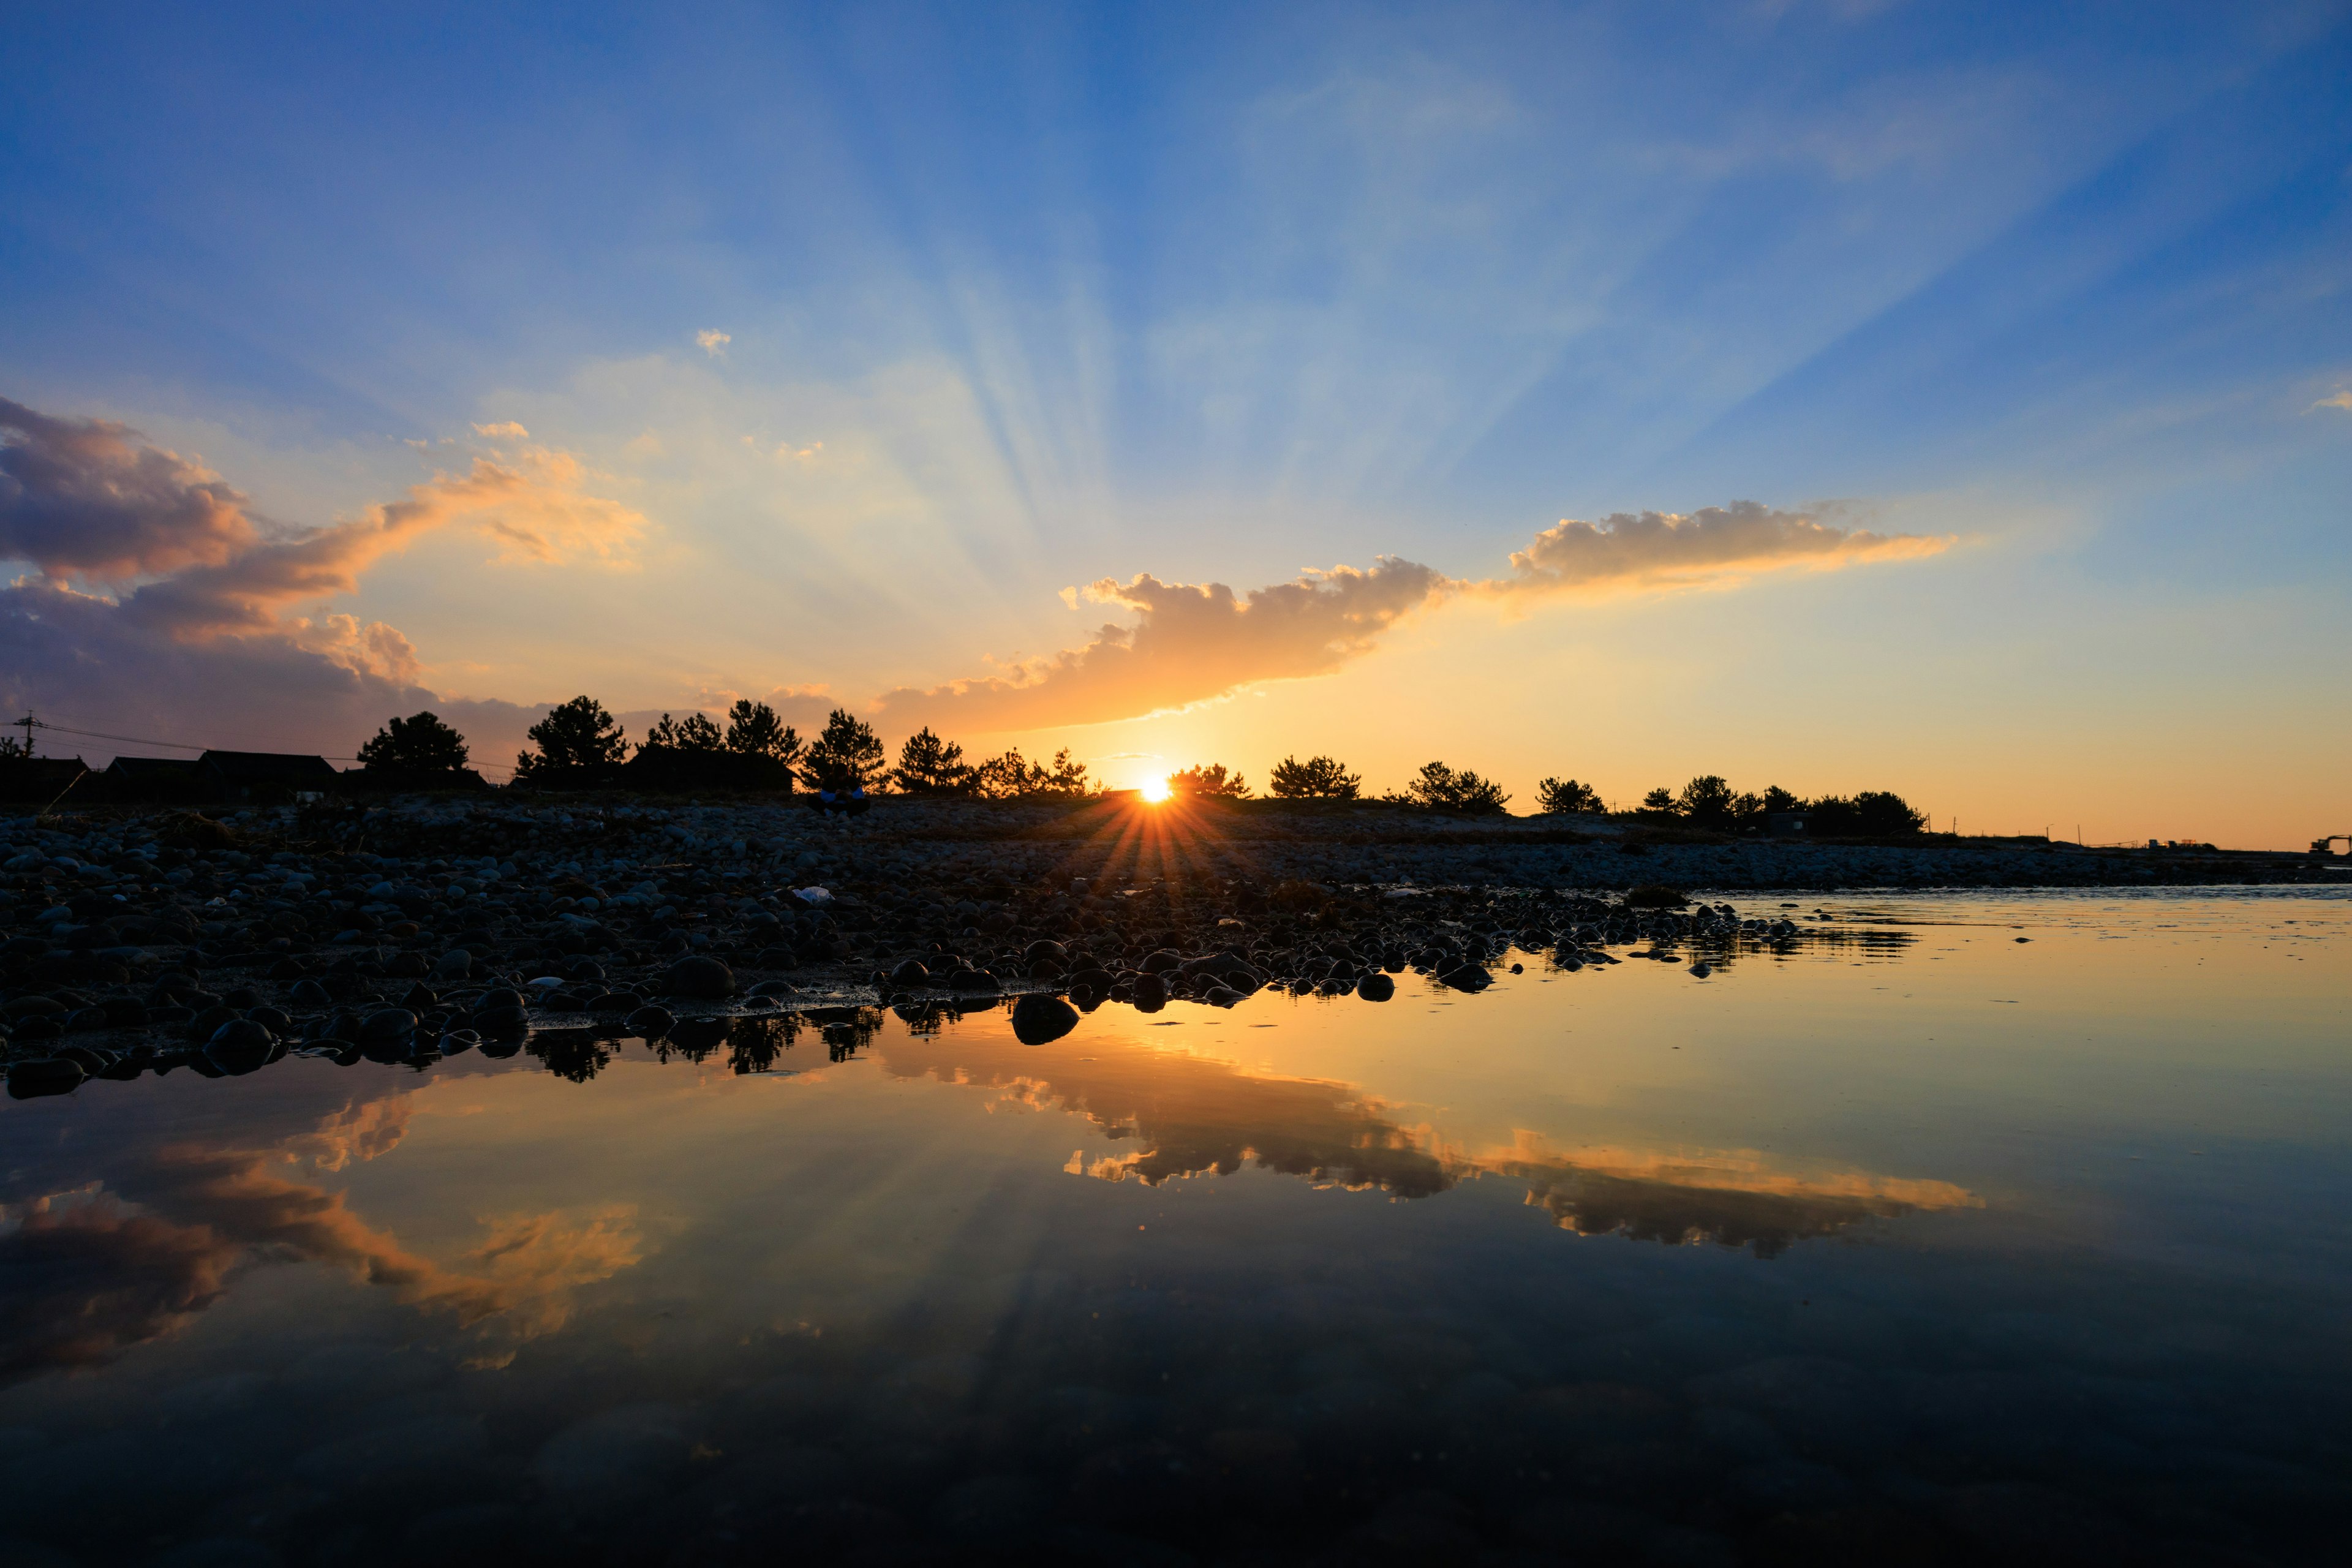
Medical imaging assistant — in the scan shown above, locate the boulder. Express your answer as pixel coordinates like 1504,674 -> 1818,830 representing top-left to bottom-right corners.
663,956 -> 736,1000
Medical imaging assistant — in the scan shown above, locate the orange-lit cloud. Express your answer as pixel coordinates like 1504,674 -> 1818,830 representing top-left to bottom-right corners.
1485,500 -> 1950,598
122,447 -> 646,641
874,556 -> 1453,731
874,503 -> 1947,733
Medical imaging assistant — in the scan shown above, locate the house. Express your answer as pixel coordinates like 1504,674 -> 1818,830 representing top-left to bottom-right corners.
102,755 -> 212,803
0,755 -> 89,803
1764,810 -> 1811,837
197,750 -> 339,801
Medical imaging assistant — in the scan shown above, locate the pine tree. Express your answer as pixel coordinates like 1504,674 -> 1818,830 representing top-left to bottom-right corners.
514,696 -> 625,780
1267,754 -> 1361,799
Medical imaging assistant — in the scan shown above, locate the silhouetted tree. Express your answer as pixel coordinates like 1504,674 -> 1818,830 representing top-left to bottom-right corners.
1807,791 -> 1926,836
1762,785 -> 1800,814
1038,748 -> 1093,796
1268,754 -> 1362,799
1676,774 -> 1738,828
724,700 -> 803,767
1403,761 -> 1510,815
639,711 -> 722,753
514,696 -> 626,780
804,708 -> 886,791
969,745 -> 1093,798
357,711 -> 469,772
894,727 -> 975,794
1535,776 -> 1604,814
971,748 -> 1034,799
1167,763 -> 1250,798
1639,786 -> 1678,816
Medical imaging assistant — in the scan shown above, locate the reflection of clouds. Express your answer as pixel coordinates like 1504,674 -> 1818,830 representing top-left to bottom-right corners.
297,1095 -> 415,1172
0,1189 -> 235,1381
883,1029 -> 1448,1196
0,1095 -> 641,1383
884,1030 -> 1978,1255
1476,1133 -> 1981,1261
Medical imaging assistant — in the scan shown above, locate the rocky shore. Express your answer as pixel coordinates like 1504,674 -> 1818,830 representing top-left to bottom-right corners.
2,794 -> 2337,1097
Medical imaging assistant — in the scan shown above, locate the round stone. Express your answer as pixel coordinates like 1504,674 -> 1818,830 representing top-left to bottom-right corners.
663,956 -> 736,999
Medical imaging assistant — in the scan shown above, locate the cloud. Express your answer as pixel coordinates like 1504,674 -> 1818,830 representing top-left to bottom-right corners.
0,1094 -> 647,1384
877,1020 -> 1978,1258
2312,390 -> 2352,412
119,447 -> 646,641
0,394 -> 644,769
873,503 -> 1947,733
695,329 -> 731,356
0,1190 -> 237,1382
1485,500 -> 1950,598
1,396 -> 258,579
874,557 -> 1452,732
472,420 -> 530,439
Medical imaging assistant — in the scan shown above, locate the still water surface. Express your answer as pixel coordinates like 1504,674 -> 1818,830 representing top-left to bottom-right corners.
2,892 -> 2346,1566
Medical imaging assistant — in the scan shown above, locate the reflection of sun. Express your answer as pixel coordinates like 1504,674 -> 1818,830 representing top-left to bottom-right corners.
1140,777 -> 1172,803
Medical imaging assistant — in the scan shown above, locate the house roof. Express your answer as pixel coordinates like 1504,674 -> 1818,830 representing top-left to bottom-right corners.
198,750 -> 339,783
106,755 -> 203,777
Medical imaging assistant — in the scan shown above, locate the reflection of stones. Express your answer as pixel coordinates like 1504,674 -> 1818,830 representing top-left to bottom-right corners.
1009,993 -> 1079,1045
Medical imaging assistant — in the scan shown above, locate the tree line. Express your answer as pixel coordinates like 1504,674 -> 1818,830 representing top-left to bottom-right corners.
351,703 -> 1923,831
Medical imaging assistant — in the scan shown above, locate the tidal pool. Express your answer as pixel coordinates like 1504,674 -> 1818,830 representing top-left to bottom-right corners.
1,892 -> 2345,1566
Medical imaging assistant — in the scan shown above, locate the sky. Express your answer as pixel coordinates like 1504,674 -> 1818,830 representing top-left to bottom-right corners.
2,0 -> 2348,847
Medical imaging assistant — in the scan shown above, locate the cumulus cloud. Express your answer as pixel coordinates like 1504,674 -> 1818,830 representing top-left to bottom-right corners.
875,556 -> 1452,731
0,394 -> 643,768
472,420 -> 530,439
696,329 -> 731,356
2312,390 -> 2352,412
1,396 -> 258,579
1486,500 -> 1949,597
875,503 -> 1947,733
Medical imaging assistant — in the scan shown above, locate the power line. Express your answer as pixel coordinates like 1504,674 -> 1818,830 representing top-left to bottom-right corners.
10,710 -> 516,776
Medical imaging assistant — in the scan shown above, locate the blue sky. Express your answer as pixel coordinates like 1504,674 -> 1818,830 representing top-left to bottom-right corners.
2,1 -> 2348,842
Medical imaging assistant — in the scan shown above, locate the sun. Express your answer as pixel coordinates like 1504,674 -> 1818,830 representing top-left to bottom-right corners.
1139,777 -> 1172,803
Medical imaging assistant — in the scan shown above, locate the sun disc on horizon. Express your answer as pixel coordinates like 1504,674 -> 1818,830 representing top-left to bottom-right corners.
1140,778 -> 1172,803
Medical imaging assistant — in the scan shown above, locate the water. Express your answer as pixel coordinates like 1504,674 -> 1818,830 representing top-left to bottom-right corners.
2,892 -> 2346,1566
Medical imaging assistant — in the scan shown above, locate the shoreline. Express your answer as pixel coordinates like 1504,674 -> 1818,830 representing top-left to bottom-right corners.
2,794 -> 2342,1095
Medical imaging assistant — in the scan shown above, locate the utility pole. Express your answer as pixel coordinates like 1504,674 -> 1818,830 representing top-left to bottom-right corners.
11,712 -> 39,757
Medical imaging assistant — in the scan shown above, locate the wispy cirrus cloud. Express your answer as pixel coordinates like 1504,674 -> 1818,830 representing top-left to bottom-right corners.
2311,390 -> 2352,412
